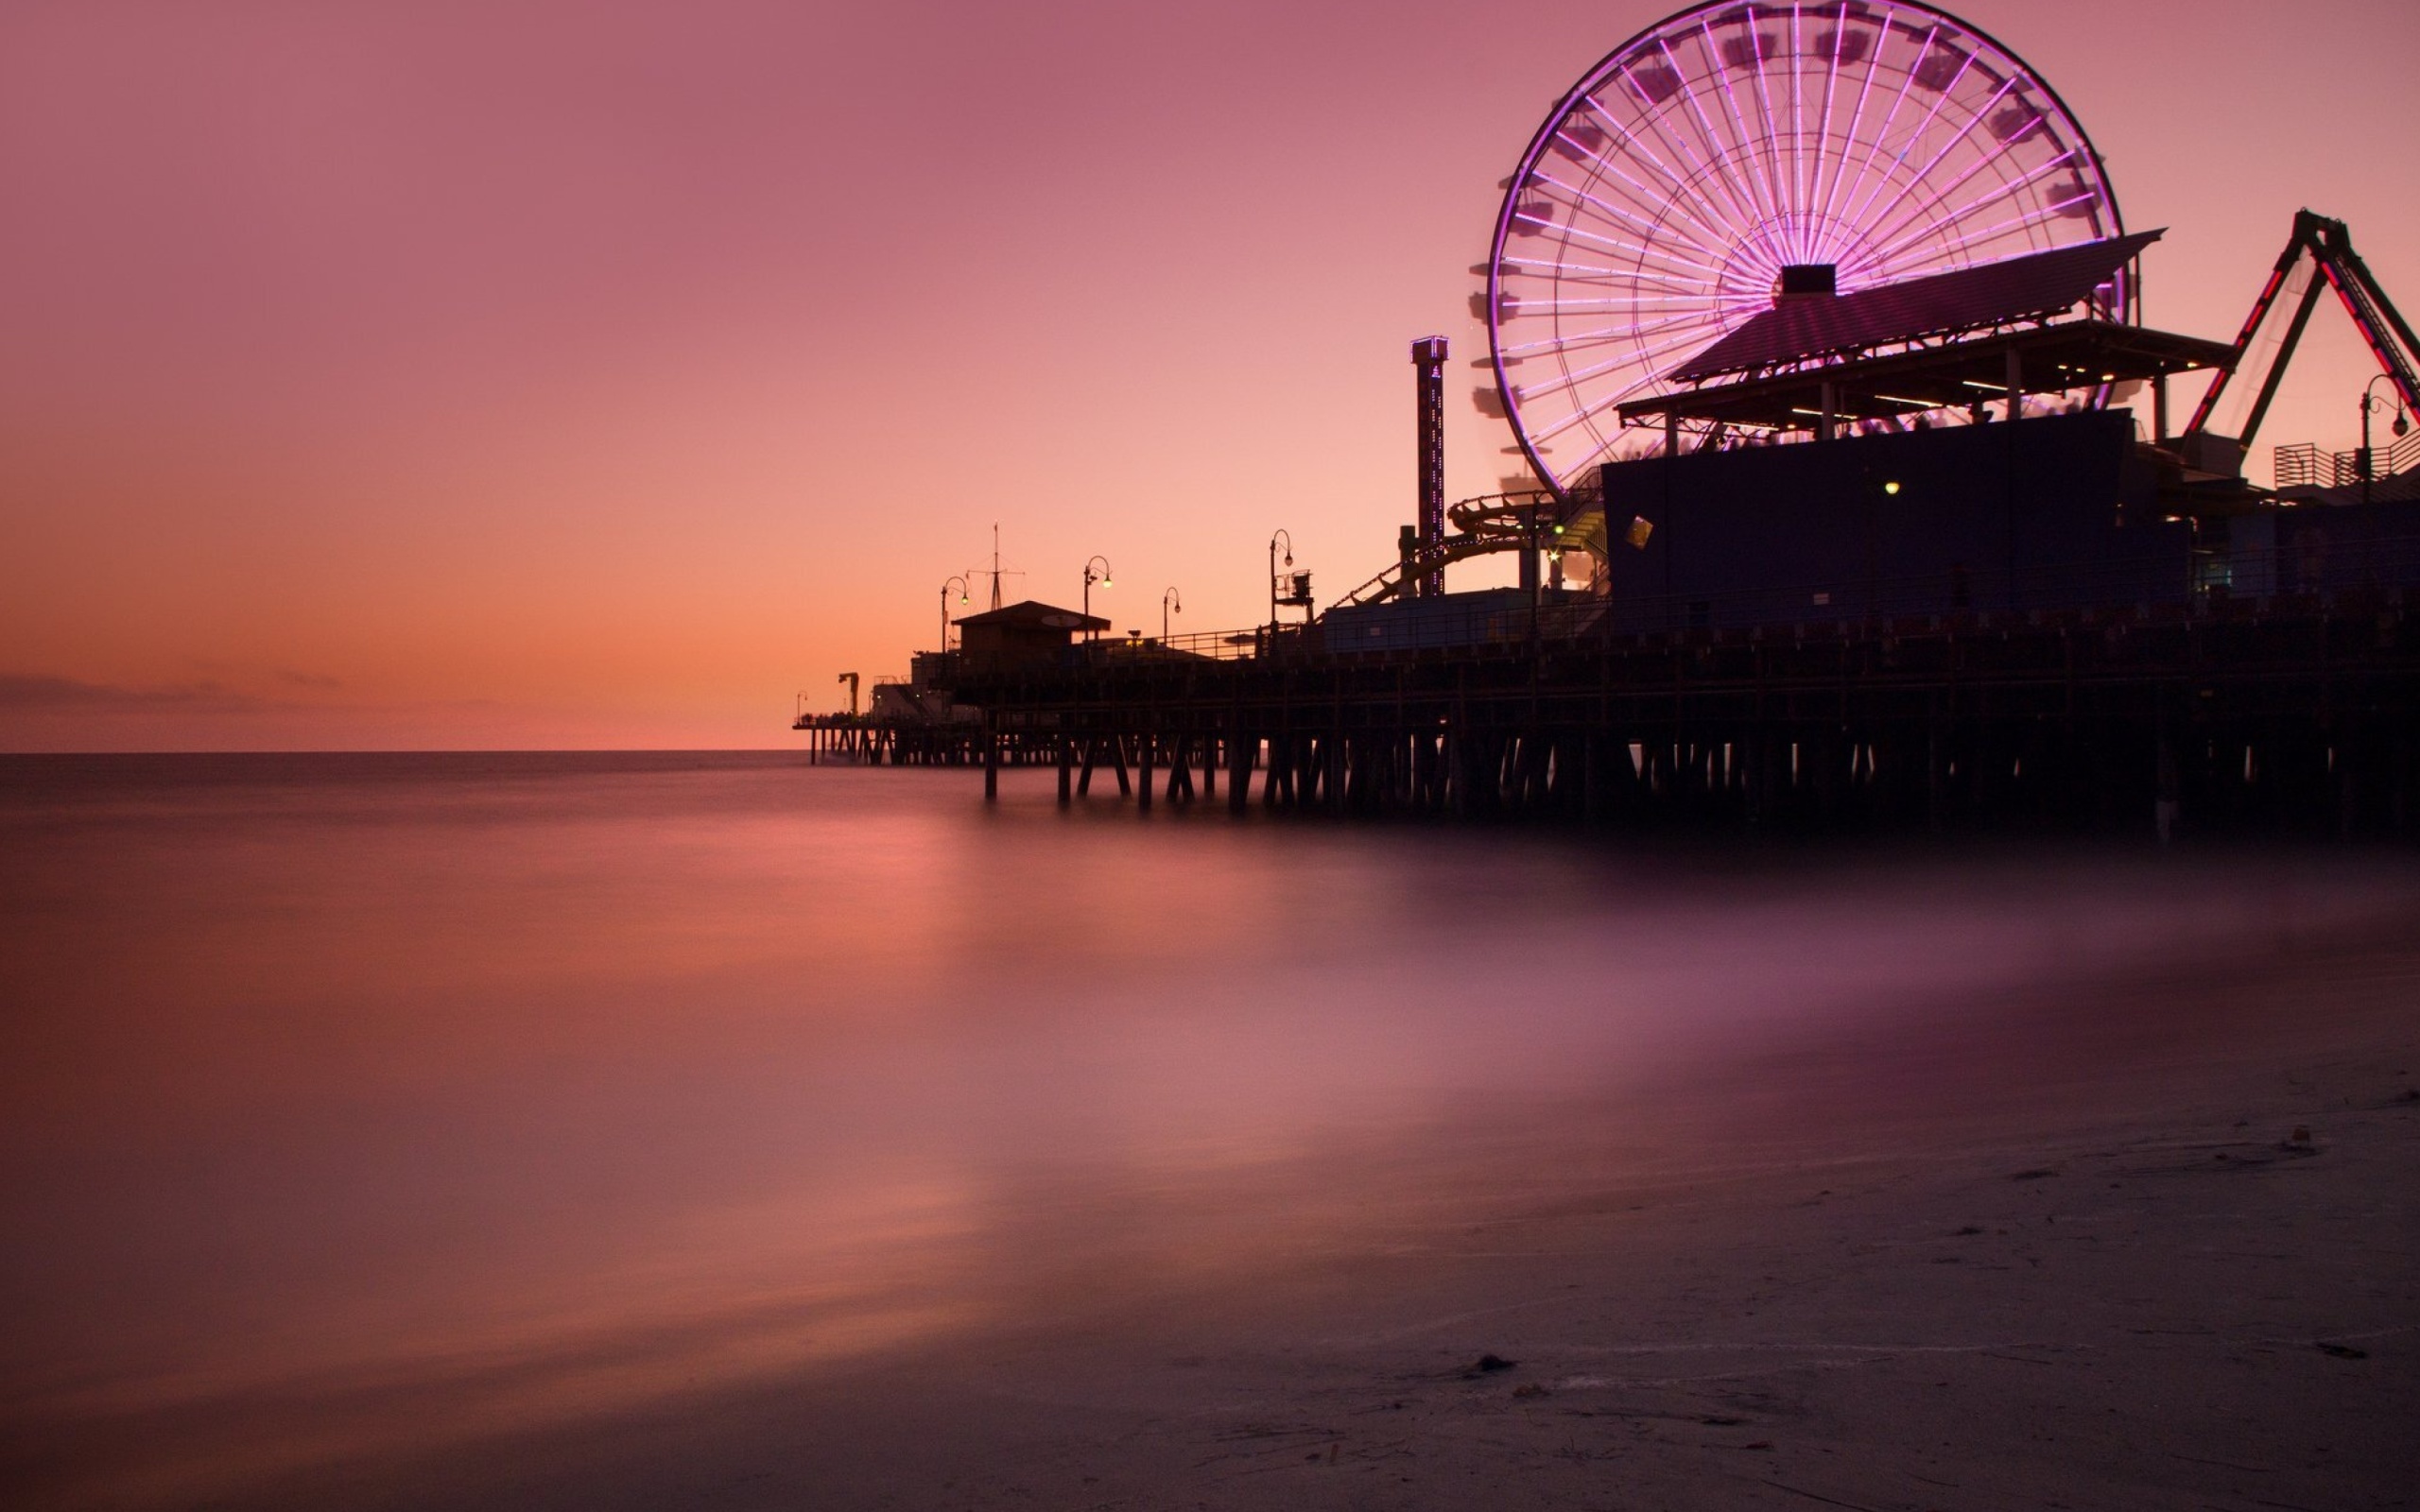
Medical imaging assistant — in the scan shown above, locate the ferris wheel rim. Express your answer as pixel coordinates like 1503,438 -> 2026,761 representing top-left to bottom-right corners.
1485,0 -> 2127,497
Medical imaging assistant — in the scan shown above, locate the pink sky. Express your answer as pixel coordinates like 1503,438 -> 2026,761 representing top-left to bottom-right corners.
3,0 -> 2414,749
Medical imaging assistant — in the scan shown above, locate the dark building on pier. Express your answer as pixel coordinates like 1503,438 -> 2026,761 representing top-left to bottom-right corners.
1598,410 -> 2187,632
951,601 -> 1109,673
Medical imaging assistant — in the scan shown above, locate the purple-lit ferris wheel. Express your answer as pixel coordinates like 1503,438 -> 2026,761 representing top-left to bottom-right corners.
1485,0 -> 2124,495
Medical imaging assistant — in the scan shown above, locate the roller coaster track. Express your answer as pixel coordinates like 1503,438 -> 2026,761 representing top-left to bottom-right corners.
1327,490 -> 1612,610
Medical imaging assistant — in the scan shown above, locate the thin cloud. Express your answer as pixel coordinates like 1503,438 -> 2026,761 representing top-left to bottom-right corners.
0,674 -> 267,713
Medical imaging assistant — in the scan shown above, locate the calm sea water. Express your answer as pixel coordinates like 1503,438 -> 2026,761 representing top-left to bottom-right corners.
2,752 -> 2412,1503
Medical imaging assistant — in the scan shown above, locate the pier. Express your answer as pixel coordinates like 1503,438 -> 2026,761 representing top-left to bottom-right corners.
945,574 -> 2420,837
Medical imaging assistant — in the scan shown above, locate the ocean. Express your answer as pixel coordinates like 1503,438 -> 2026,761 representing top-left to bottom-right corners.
2,752 -> 2412,1504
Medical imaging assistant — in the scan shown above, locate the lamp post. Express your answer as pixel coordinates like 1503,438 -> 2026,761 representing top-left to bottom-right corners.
940,574 -> 971,653
1269,528 -> 1293,632
1081,556 -> 1113,640
2360,373 -> 2410,507
1162,587 -> 1181,644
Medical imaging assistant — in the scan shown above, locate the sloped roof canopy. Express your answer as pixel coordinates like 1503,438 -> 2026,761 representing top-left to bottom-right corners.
1669,230 -> 2165,384
1620,319 -> 2236,432
953,599 -> 1109,631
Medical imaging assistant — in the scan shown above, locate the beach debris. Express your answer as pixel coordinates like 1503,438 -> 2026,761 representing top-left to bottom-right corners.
1953,1225 -> 1984,1236
2316,1342 -> 2368,1360
2290,1125 -> 2312,1143
1461,1353 -> 1518,1378
1512,1383 -> 1549,1399
2011,1168 -> 2058,1180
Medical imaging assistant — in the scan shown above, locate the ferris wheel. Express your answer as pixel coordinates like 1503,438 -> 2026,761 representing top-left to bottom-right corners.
1484,0 -> 2124,495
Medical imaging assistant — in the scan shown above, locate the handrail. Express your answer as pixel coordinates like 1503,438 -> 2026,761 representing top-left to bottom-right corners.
915,532 -> 2420,679
2275,428 -> 2420,488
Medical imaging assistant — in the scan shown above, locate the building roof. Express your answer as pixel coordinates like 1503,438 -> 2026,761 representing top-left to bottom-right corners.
1620,319 -> 2237,433
1668,231 -> 2166,384
953,599 -> 1110,631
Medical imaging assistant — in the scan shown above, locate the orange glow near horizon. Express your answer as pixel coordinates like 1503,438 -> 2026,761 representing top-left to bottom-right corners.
3,0 -> 2414,749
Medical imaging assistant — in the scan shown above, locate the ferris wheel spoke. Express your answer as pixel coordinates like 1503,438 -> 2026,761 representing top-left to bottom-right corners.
1646,38 -> 1772,242
1737,29 -> 1799,234
1501,254 -> 1704,284
1516,312 -> 1742,397
1900,120 -> 2084,249
1775,21 -> 1816,247
1739,25 -> 1801,234
1737,25 -> 1791,238
1529,355 -> 1703,456
1780,8 -> 1802,253
1574,100 -> 1763,264
1848,142 -> 2062,277
1614,68 -> 1764,240
1517,297 -> 1731,318
1656,35 -> 1790,248
1813,13 -> 1890,232
1504,301 -> 1734,360
1822,21 -> 1938,264
1532,158 -> 1739,275
1806,5 -> 1845,246
1526,137 -> 1736,262
1855,146 -> 2082,274
1849,74 -> 2020,258
1628,115 -> 1770,274
1507,275 -> 1723,310
1836,41 -> 1978,232
1516,333 -> 1719,404
1519,213 -> 1735,285
1858,181 -> 2093,286
1524,325 -> 1748,445
1696,18 -> 1783,227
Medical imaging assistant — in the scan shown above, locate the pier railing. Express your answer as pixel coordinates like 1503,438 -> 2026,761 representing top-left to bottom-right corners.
909,535 -> 2420,677
2275,431 -> 2420,489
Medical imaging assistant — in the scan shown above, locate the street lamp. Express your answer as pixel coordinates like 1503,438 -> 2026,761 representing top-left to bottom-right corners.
1162,587 -> 1182,644
1269,528 -> 1293,631
2360,373 -> 2410,507
1082,555 -> 1113,640
941,574 -> 971,652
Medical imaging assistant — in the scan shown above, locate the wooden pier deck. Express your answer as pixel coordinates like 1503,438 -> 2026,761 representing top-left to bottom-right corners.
942,592 -> 2420,837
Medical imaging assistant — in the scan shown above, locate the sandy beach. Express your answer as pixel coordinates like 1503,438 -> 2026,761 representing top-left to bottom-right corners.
14,877 -> 2414,1511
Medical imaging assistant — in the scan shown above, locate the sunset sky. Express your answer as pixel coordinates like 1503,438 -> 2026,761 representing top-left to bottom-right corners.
4,0 -> 2414,750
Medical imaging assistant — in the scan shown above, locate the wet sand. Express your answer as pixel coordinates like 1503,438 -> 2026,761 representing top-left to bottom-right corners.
19,906 -> 2416,1511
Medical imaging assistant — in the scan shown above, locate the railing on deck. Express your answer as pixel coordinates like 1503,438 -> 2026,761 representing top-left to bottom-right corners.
913,535 -> 2420,681
2274,429 -> 2420,489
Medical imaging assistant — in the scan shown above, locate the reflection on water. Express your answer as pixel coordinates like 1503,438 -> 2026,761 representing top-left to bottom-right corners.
1,753 -> 2411,1503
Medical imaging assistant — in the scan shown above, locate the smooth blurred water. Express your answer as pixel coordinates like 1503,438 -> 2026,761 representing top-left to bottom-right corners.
2,753 -> 2412,1502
